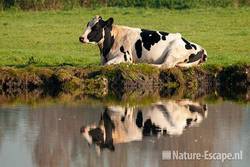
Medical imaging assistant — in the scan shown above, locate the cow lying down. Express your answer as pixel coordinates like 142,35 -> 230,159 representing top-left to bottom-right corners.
79,16 -> 207,68
80,100 -> 208,152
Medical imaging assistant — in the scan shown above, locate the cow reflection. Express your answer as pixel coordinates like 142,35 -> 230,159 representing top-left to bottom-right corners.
80,100 -> 208,152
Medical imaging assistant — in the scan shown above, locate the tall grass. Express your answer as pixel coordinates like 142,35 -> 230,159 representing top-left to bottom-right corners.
1,7 -> 250,67
1,0 -> 249,10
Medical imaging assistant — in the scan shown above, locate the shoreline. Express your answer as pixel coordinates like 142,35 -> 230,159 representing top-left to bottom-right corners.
0,64 -> 249,104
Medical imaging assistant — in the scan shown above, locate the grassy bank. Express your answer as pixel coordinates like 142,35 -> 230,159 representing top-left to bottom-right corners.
0,64 -> 249,103
0,7 -> 250,67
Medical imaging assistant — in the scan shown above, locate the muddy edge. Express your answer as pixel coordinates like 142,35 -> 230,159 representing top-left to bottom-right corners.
0,64 -> 249,103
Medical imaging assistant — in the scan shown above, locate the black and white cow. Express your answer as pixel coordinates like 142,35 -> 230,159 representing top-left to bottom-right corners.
80,100 -> 208,152
79,16 -> 207,68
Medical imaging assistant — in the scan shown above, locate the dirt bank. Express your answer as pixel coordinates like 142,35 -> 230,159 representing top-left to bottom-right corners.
0,64 -> 249,103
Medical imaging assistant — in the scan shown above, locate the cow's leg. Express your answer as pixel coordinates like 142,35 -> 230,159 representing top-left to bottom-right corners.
155,39 -> 189,68
105,55 -> 125,65
149,53 -> 179,68
162,56 -> 179,68
155,53 -> 180,68
150,60 -> 177,68
150,64 -> 163,68
176,62 -> 196,68
105,53 -> 132,65
105,45 -> 133,65
160,44 -> 199,68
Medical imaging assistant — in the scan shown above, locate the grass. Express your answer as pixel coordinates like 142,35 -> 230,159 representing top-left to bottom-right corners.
0,7 -> 250,67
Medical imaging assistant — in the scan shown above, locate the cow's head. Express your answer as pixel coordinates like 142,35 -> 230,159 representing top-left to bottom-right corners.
185,104 -> 208,127
80,109 -> 115,152
79,15 -> 114,44
80,124 -> 104,145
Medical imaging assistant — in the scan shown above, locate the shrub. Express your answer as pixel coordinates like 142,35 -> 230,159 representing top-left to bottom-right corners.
1,0 -> 250,10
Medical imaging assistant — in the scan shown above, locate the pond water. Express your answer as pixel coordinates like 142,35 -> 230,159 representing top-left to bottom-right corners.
0,99 -> 249,167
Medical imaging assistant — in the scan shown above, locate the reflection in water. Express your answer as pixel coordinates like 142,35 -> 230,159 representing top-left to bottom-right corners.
0,100 -> 249,167
80,100 -> 208,152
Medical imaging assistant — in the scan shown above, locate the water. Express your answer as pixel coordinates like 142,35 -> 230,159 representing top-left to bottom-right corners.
0,100 -> 249,167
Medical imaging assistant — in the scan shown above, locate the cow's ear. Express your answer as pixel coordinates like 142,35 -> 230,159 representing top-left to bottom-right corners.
105,17 -> 114,27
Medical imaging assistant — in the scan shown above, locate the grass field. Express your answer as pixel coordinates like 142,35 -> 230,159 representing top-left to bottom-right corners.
0,7 -> 250,67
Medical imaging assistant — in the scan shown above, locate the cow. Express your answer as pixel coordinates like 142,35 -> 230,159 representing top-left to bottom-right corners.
79,15 -> 207,68
80,100 -> 208,152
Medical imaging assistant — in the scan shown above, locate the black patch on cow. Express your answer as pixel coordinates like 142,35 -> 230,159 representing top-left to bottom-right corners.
187,49 -> 204,63
135,39 -> 142,58
124,54 -> 127,61
191,44 -> 197,50
120,46 -> 125,52
140,29 -> 161,51
143,119 -> 152,135
186,118 -> 193,128
203,105 -> 207,111
88,128 -> 104,145
102,26 -> 114,62
187,54 -> 196,62
189,105 -> 201,113
136,110 -> 143,128
120,46 -> 128,61
182,37 -> 197,50
143,119 -> 161,136
159,31 -> 169,40
87,22 -> 104,43
102,109 -> 115,151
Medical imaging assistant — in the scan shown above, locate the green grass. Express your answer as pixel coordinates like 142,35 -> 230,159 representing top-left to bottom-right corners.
0,7 -> 250,67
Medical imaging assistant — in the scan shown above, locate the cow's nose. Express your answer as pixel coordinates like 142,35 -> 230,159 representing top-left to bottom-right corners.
203,105 -> 207,111
79,37 -> 84,43
80,126 -> 86,133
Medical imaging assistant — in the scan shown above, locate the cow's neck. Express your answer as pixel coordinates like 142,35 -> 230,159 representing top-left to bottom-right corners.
98,26 -> 115,63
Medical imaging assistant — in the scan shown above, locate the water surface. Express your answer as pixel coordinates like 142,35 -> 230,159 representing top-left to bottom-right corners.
0,100 -> 249,167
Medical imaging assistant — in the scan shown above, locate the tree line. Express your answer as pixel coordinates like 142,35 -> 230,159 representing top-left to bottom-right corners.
1,0 -> 249,10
